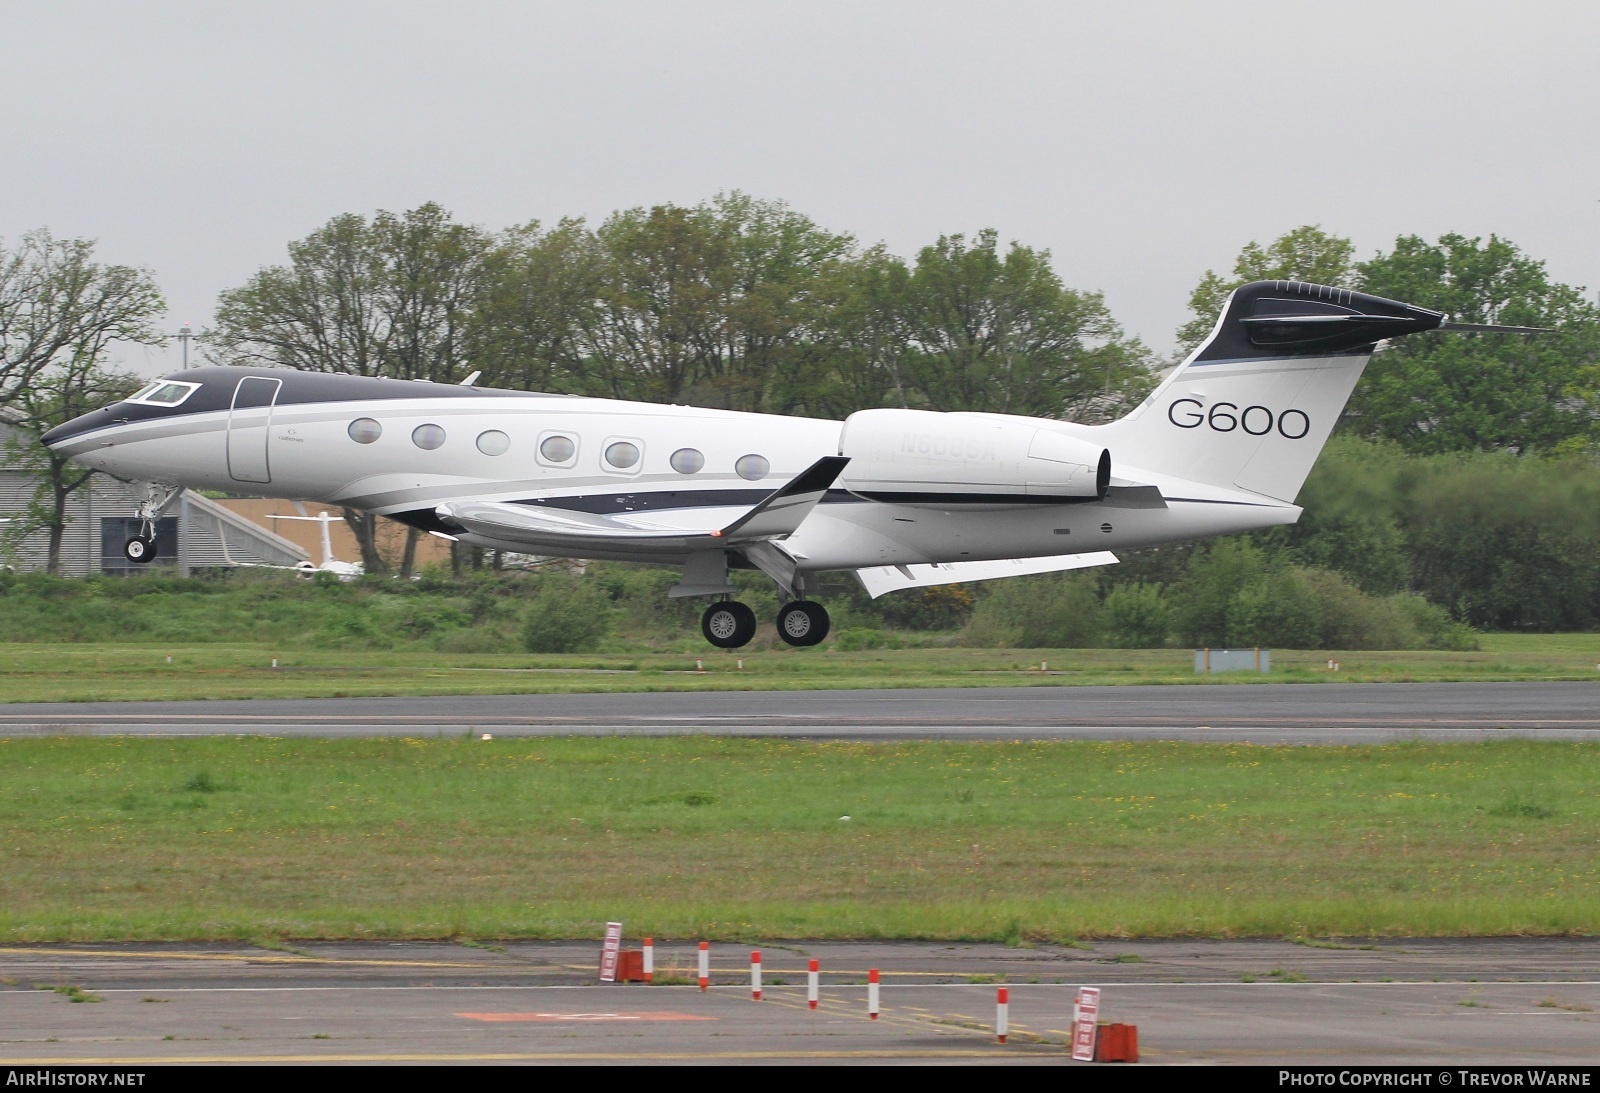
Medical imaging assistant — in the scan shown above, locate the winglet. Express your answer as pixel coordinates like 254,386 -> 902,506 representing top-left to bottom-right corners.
721,455 -> 849,542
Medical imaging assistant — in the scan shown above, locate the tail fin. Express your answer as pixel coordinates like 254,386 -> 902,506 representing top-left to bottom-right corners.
1103,281 -> 1442,502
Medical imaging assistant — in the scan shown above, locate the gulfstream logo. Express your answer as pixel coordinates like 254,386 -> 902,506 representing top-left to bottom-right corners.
901,433 -> 998,460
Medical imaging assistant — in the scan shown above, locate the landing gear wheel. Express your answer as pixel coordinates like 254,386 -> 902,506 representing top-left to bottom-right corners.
123,535 -> 157,564
701,601 -> 757,649
776,600 -> 830,647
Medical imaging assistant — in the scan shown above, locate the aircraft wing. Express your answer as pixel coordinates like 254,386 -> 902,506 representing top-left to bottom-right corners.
854,551 -> 1119,599
436,456 -> 849,555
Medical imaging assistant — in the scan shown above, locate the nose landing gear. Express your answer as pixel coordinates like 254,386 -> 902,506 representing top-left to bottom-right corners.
776,600 -> 830,647
123,534 -> 157,564
122,482 -> 181,565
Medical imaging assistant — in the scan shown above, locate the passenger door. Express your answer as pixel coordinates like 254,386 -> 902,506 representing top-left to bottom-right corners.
226,376 -> 281,484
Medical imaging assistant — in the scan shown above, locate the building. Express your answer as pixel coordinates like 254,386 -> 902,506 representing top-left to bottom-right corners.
0,422 -> 308,576
216,498 -> 452,571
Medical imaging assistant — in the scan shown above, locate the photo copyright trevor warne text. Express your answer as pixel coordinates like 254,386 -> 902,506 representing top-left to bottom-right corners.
1279,1071 -> 1592,1087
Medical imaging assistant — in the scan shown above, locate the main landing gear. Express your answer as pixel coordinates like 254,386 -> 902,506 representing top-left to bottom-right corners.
699,600 -> 831,649
701,601 -> 757,649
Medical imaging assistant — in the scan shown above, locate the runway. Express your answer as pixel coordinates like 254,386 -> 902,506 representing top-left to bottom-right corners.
1,681 -> 1598,742
4,939 -> 1597,1065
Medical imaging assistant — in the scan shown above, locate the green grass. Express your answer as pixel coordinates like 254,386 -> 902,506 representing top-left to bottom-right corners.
2,736 -> 1597,941
0,635 -> 1595,703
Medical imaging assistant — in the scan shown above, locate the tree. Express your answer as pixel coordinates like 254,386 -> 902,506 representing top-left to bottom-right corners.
587,203 -> 734,405
897,229 -> 1154,421
5,360 -> 144,572
1175,226 -> 1358,354
0,231 -> 163,573
586,193 -> 854,412
210,203 -> 495,572
1347,233 -> 1600,455
770,244 -> 913,419
0,229 -> 164,405
469,218 -> 604,395
692,192 -> 855,412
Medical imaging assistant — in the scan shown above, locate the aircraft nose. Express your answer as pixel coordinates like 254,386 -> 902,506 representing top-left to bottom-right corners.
40,408 -> 116,448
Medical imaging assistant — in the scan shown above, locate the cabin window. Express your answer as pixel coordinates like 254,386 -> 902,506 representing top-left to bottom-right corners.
475,430 -> 510,456
538,434 -> 576,464
670,447 -> 705,474
735,454 -> 770,481
348,418 -> 382,444
411,423 -> 446,450
127,380 -> 201,407
603,440 -> 641,471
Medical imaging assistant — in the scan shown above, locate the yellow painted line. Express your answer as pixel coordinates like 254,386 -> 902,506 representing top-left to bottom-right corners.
0,947 -> 498,970
3,1050 -> 1055,1063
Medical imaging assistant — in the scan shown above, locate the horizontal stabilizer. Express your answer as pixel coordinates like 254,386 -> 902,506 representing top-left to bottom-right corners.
854,551 -> 1118,599
1437,320 -> 1553,334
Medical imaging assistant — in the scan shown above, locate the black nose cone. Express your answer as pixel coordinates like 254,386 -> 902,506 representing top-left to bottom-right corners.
40,408 -> 114,448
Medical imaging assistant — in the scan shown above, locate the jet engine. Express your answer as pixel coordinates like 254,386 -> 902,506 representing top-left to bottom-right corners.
838,408 -> 1110,506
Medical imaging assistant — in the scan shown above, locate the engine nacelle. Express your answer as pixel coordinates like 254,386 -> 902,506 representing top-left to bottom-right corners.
838,408 -> 1110,505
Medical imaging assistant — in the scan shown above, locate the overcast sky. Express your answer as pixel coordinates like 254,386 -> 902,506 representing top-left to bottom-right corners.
4,0 -> 1597,375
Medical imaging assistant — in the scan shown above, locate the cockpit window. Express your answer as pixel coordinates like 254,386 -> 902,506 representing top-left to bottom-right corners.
127,380 -> 201,407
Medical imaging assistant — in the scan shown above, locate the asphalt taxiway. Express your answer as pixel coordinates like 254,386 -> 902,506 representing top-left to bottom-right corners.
0,681 -> 1597,742
3,939 -> 1597,1065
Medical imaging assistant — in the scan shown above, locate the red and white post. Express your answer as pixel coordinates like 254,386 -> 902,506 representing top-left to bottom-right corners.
996,986 -> 1009,1044
751,950 -> 762,1001
698,941 -> 710,992
642,937 -> 654,984
867,968 -> 880,1020
807,958 -> 819,1010
1071,986 -> 1101,1062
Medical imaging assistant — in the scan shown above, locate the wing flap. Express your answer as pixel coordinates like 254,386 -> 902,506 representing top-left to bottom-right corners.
436,456 -> 851,556
854,551 -> 1118,599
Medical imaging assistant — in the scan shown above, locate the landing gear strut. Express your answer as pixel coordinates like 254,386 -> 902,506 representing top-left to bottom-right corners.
776,600 -> 830,647
123,482 -> 181,565
701,601 -> 757,649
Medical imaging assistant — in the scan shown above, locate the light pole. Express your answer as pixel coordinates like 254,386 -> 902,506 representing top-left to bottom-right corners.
175,323 -> 193,369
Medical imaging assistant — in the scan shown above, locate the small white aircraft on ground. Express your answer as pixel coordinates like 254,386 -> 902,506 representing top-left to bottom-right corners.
42,280 -> 1523,648
264,510 -> 365,579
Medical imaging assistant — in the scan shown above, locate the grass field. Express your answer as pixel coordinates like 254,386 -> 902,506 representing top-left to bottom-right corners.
2,736 -> 1597,942
0,633 -> 1595,703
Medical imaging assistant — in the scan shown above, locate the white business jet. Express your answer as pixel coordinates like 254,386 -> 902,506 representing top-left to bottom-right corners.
41,280 -> 1519,649
265,510 -> 365,579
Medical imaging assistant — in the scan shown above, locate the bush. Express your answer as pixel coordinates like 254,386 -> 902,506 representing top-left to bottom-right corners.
876,585 -> 976,630
962,574 -> 1101,648
832,627 -> 903,651
1392,592 -> 1480,651
1296,567 -> 1414,650
519,577 -> 613,653
1171,539 -> 1269,646
1101,583 -> 1170,647
1225,568 -> 1324,648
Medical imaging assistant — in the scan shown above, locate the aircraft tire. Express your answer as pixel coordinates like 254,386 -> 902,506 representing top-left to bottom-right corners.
702,601 -> 757,649
776,601 -> 829,647
123,535 -> 157,564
